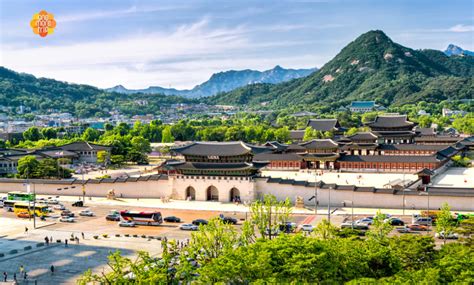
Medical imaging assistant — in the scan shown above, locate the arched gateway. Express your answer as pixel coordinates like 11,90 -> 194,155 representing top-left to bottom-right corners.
207,186 -> 219,201
230,187 -> 240,202
186,186 -> 196,200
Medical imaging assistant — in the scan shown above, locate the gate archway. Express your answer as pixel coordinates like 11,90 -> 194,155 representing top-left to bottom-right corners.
230,187 -> 240,202
207,186 -> 219,201
186,186 -> 196,200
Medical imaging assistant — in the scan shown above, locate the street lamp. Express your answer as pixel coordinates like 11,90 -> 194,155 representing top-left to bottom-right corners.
328,186 -> 332,223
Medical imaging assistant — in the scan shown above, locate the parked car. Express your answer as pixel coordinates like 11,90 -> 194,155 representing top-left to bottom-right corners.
17,212 -> 31,219
341,222 -> 369,230
180,223 -> 198,231
435,231 -> 459,239
412,217 -> 432,226
164,216 -> 181,223
47,198 -> 59,204
72,201 -> 84,207
106,214 -> 120,221
119,220 -> 136,227
59,216 -> 75,223
60,210 -> 75,217
192,219 -> 208,226
279,222 -> 296,233
264,228 -> 280,237
53,204 -> 66,210
385,218 -> 405,226
221,216 -> 238,225
79,209 -> 95,217
355,218 -> 373,225
397,226 -> 416,234
407,224 -> 430,231
299,224 -> 314,232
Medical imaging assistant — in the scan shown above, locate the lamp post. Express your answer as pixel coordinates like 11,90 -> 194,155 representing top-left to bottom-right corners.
314,170 -> 318,216
328,186 -> 332,223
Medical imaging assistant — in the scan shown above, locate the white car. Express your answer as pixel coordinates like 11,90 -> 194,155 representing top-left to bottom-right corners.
53,204 -> 66,210
59,216 -> 75,223
47,199 -> 59,205
119,220 -> 135,227
355,218 -> 373,225
435,231 -> 459,239
299,224 -> 314,232
180,223 -> 198,231
79,209 -> 95,216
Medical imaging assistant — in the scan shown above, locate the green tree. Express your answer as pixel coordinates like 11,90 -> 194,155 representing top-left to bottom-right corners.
82,127 -> 101,142
130,136 -> 152,154
312,219 -> 338,239
97,150 -> 110,165
17,155 -> 40,178
436,203 -> 455,245
161,126 -> 174,143
366,211 -> 393,242
110,154 -> 125,166
250,194 -> 292,239
23,127 -> 42,141
40,127 -> 58,139
127,150 -> 149,165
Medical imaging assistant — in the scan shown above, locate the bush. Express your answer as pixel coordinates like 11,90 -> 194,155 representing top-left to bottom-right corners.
93,235 -> 99,239
102,234 -> 108,238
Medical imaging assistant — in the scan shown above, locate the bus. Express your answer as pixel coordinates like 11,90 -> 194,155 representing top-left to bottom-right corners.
119,210 -> 163,226
7,192 -> 35,202
3,200 -> 16,212
13,202 -> 49,217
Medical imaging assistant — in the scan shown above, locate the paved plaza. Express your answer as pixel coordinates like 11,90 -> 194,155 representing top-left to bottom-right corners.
431,167 -> 474,187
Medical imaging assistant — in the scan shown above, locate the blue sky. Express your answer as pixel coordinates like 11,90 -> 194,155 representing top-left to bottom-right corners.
0,0 -> 473,89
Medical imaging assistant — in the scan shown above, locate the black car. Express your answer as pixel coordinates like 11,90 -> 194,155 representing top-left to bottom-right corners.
221,217 -> 238,225
105,214 -> 120,221
72,201 -> 84,207
61,210 -> 75,217
164,216 -> 181,223
192,219 -> 208,226
387,218 -> 405,226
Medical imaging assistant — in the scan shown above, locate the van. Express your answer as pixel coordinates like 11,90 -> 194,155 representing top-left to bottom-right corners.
412,216 -> 432,226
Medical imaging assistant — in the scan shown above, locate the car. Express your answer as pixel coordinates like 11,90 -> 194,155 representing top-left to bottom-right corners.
341,222 -> 369,230
60,210 -> 75,217
407,224 -> 429,231
355,218 -> 373,225
221,216 -> 238,225
180,223 -> 198,231
53,204 -> 66,210
47,198 -> 59,204
119,220 -> 135,227
17,212 -> 31,219
264,228 -> 280,236
435,231 -> 459,239
79,209 -> 95,217
299,224 -> 314,232
72,201 -> 84,207
192,219 -> 208,226
385,217 -> 405,226
279,222 -> 296,233
106,214 -> 120,221
164,216 -> 181,223
59,216 -> 75,223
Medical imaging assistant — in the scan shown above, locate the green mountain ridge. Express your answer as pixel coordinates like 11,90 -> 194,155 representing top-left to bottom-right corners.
206,30 -> 473,107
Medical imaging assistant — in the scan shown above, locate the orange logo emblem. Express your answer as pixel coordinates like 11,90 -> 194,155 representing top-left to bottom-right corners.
30,10 -> 57,37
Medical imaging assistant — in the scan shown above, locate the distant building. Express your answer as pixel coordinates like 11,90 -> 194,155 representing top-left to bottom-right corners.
291,111 -> 317,117
365,115 -> 416,144
306,119 -> 345,135
59,142 -> 112,164
417,110 -> 430,116
442,108 -> 467,117
348,101 -> 385,113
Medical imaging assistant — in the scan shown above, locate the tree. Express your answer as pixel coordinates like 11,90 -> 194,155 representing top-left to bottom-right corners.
345,127 -> 359,136
127,150 -> 149,165
161,126 -> 174,143
23,127 -> 42,141
250,194 -> 292,239
17,155 -> 40,178
312,219 -> 338,239
40,127 -> 58,139
131,136 -> 152,154
436,203 -> 455,245
110,154 -> 125,166
82,127 -> 101,142
366,211 -> 393,242
274,127 -> 290,143
97,150 -> 110,165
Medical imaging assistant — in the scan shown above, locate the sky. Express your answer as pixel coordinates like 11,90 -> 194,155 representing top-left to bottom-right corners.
0,0 -> 473,89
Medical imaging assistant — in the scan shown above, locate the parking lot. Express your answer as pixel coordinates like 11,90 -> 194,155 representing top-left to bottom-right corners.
0,195 -> 458,284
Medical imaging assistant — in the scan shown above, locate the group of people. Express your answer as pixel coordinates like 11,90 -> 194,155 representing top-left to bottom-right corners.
43,232 -> 85,247
3,265 -> 30,283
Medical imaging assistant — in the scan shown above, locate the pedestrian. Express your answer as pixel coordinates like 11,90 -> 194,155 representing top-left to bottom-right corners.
19,265 -> 24,277
13,273 -> 16,281
24,227 -> 28,234
23,272 -> 27,280
75,237 -> 79,244
3,272 -> 7,282
81,232 -> 85,239
50,236 -> 53,243
65,239 -> 68,247
45,237 -> 49,246
50,265 -> 55,275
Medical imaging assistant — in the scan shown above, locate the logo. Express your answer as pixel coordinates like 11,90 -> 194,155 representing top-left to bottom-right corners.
30,10 -> 56,37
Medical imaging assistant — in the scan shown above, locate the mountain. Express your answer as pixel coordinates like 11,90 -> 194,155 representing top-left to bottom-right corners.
106,66 -> 317,98
0,67 -> 194,118
444,44 -> 474,57
207,30 -> 474,107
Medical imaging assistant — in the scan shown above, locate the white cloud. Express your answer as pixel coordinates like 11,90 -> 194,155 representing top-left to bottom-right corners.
1,18 -> 325,89
449,24 -> 474,33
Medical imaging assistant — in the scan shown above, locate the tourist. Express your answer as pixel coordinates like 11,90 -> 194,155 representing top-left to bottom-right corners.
3,272 -> 7,282
81,232 -> 85,239
65,239 -> 68,247
13,273 -> 16,281
50,265 -> 55,275
24,227 -> 28,235
19,265 -> 24,277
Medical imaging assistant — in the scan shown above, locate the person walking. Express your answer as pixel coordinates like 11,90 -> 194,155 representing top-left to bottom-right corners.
81,232 -> 85,239
65,239 -> 68,247
24,227 -> 28,235
50,236 -> 53,243
13,273 -> 16,282
50,265 -> 55,275
3,272 -> 7,282
19,265 -> 24,277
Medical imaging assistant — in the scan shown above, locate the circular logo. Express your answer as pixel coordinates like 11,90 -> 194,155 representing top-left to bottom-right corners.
30,10 -> 57,37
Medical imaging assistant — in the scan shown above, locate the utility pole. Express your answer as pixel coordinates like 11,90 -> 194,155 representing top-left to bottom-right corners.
314,170 -> 318,216
402,188 -> 406,216
328,186 -> 332,223
33,182 -> 36,229
81,163 -> 86,205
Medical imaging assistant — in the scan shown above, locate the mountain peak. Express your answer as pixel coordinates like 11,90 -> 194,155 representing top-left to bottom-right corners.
444,44 -> 474,56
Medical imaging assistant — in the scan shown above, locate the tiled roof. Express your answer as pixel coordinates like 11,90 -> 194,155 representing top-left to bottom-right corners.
172,141 -> 252,156
306,119 -> 341,132
366,115 -> 414,128
339,154 -> 444,163
347,132 -> 378,141
300,139 -> 338,149
60,141 -> 111,151
254,153 -> 302,161
290,130 -> 305,140
350,101 -> 375,108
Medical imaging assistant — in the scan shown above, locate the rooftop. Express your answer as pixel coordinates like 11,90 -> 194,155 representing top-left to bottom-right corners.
300,139 -> 339,149
366,115 -> 415,128
172,141 -> 253,156
349,101 -> 375,108
306,119 -> 342,132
